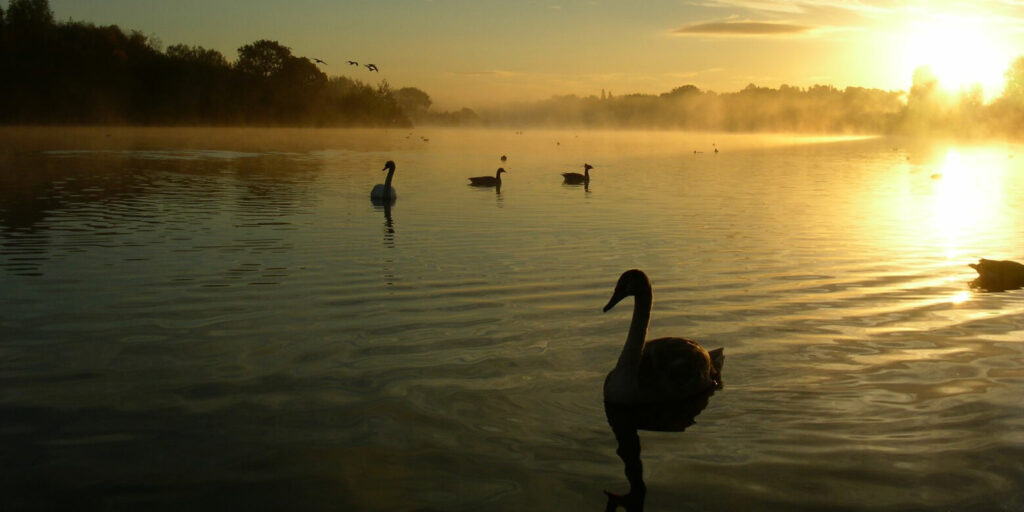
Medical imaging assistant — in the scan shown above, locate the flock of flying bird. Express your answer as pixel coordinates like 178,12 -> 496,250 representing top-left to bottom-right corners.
311,58 -> 379,72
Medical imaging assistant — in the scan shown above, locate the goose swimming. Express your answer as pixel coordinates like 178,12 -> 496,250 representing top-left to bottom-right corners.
562,163 -> 593,185
370,160 -> 398,201
468,168 -> 506,187
603,269 -> 723,405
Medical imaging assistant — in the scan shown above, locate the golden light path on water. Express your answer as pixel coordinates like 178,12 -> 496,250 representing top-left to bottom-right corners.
843,141 -> 1022,338
930,149 -> 1011,305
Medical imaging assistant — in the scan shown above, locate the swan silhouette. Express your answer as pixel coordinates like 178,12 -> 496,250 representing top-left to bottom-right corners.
603,269 -> 723,405
562,163 -> 593,185
468,168 -> 506,187
602,269 -> 724,511
370,160 -> 397,201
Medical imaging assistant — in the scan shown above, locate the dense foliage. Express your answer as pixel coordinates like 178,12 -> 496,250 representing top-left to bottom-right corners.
1,0 -> 1021,136
0,0 -> 410,126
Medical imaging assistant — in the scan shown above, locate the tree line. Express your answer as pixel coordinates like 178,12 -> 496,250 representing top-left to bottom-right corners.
0,0 -> 419,126
1,0 -> 1021,136
484,60 -> 1024,138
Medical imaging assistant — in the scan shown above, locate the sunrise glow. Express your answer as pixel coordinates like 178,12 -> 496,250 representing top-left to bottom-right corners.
898,14 -> 1013,100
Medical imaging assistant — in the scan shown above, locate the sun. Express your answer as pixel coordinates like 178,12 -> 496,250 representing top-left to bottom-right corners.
899,14 -> 1011,100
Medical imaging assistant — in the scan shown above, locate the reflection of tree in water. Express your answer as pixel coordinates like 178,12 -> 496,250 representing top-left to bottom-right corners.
228,155 -> 321,228
0,149 -> 323,278
604,390 -> 718,512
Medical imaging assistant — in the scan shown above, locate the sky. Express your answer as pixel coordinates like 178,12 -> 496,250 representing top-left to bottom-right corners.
47,0 -> 1024,110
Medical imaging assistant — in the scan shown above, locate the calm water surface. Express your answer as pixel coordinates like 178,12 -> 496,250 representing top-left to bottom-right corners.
1,127 -> 1022,511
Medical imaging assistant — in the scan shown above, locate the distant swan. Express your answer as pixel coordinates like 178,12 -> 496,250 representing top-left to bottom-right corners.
562,163 -> 593,185
370,160 -> 397,201
468,168 -> 506,187
603,269 -> 724,405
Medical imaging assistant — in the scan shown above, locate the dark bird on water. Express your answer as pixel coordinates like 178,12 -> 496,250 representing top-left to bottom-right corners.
603,269 -> 724,405
601,271 -> 725,512
347,60 -> 359,66
314,58 -> 327,65
500,155 -> 507,162
365,63 -> 379,72
562,163 -> 593,185
469,168 -> 506,187
969,258 -> 1024,292
370,160 -> 398,201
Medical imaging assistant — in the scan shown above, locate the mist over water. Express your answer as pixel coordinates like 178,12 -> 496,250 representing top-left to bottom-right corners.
1,127 -> 1023,511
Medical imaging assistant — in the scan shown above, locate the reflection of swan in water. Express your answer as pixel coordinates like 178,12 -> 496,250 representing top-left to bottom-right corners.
969,258 -> 1024,292
562,163 -> 593,185
468,168 -> 505,187
382,201 -> 395,242
604,393 -> 714,511
371,160 -> 397,202
602,269 -> 724,511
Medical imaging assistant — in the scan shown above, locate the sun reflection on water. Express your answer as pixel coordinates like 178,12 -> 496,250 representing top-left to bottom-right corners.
928,148 -> 1007,260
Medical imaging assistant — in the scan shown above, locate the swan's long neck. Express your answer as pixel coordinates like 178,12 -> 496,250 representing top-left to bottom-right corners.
616,290 -> 651,371
383,168 -> 395,192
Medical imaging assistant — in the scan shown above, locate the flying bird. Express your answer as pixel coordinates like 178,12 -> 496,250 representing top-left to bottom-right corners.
314,58 -> 327,65
347,60 -> 359,66
365,63 -> 379,72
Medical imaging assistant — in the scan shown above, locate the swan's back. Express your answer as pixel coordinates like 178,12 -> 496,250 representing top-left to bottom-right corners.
370,184 -> 396,199
562,172 -> 585,184
468,176 -> 496,186
637,338 -> 723,402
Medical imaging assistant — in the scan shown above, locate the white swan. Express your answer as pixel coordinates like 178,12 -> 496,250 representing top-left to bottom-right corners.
371,160 -> 397,200
603,269 -> 723,405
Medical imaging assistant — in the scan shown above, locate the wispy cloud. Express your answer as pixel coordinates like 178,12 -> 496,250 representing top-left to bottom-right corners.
695,0 -> 892,15
673,21 -> 813,35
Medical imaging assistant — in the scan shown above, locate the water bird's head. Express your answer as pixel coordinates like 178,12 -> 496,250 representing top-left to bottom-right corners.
497,168 -> 507,175
383,160 -> 396,172
584,163 -> 594,171
603,269 -> 651,312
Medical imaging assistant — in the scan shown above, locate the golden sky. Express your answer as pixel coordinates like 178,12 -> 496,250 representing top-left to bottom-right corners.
51,0 -> 1024,109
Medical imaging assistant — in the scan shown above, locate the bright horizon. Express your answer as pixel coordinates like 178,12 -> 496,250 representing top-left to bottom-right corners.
48,0 -> 1024,110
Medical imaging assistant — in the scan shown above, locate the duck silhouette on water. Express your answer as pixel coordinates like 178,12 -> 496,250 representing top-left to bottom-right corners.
602,269 -> 725,511
562,163 -> 594,185
468,168 -> 506,187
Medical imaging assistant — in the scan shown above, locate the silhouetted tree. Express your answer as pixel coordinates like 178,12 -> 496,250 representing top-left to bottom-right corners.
1002,56 -> 1024,105
166,43 -> 228,67
394,87 -> 432,118
236,39 -> 291,79
5,0 -> 51,27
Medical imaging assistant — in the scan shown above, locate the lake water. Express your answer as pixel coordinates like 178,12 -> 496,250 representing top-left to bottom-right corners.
1,127 -> 1023,511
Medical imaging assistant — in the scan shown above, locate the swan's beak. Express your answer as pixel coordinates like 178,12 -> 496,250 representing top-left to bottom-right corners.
603,293 -> 625,312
